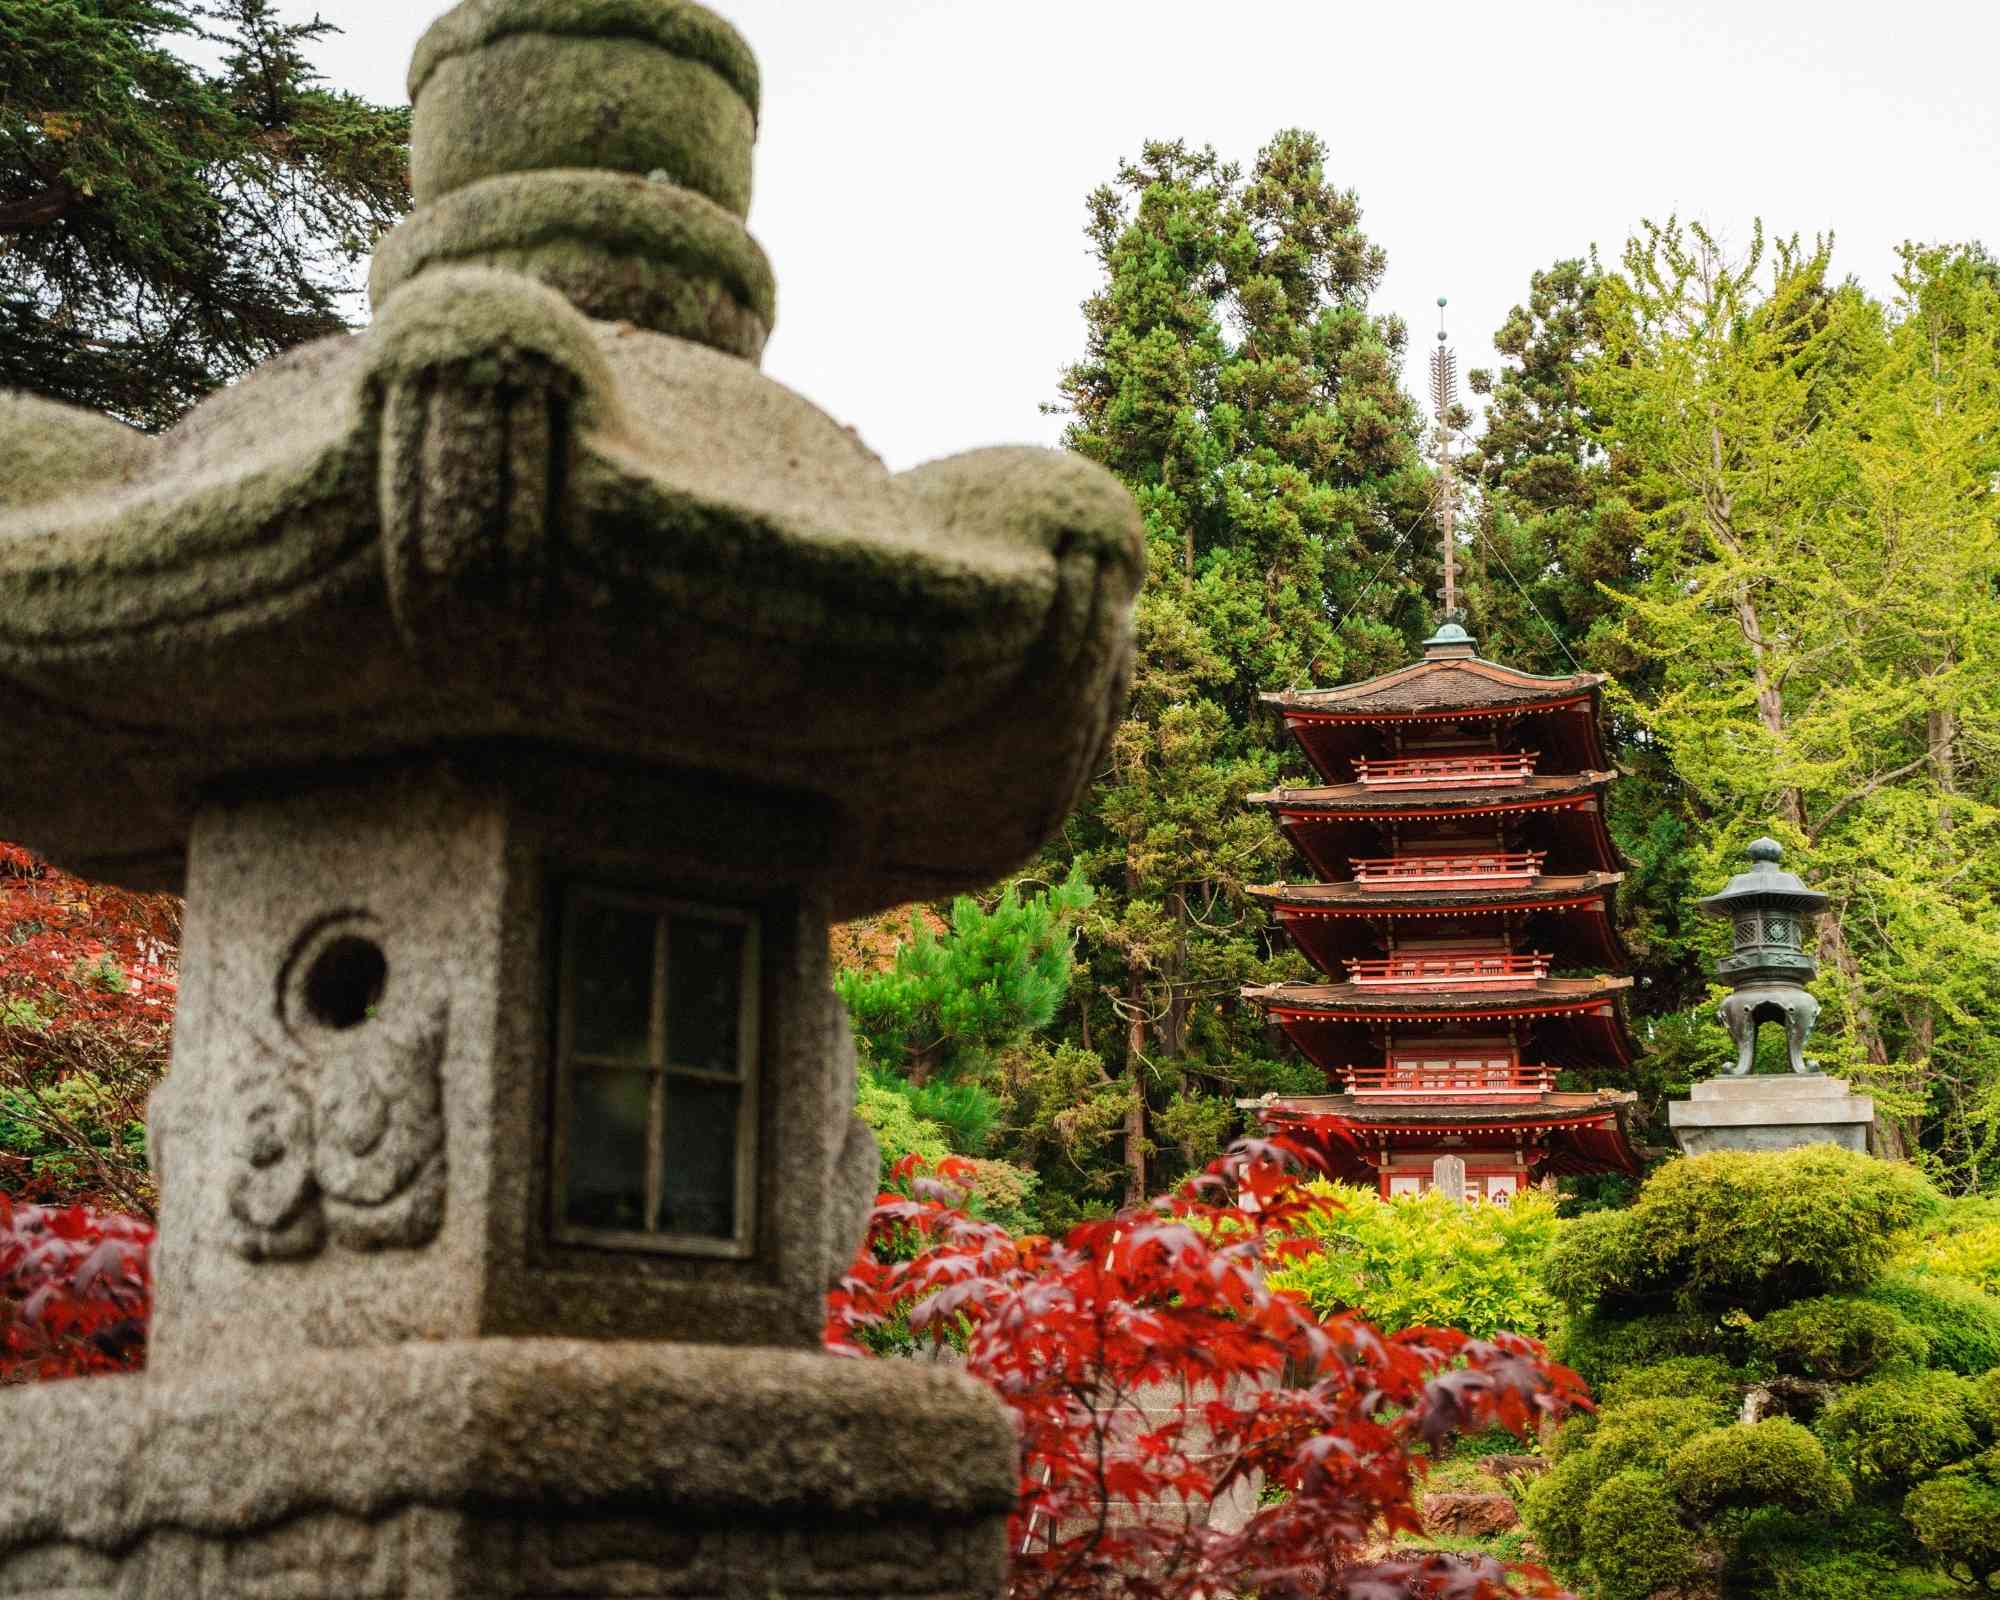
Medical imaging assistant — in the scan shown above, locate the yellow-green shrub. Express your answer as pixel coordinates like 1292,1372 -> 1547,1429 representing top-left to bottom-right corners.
1750,1295 -> 1930,1380
1665,1420 -> 1850,1518
1578,1469 -> 1703,1600
1267,1180 -> 1562,1339
1863,1270 -> 2000,1375
1596,1355 -> 1752,1417
1816,1370 -> 1983,1486
1904,1447 -> 2000,1589
1543,1147 -> 1938,1313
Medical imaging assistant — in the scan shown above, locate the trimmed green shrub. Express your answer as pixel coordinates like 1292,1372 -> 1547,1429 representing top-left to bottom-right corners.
1597,1354 -> 1751,1418
856,1075 -> 950,1172
1550,1306 -> 1742,1389
1664,1419 -> 1850,1518
1750,1295 -> 1931,1380
1817,1370 -> 1983,1486
1267,1180 -> 1563,1339
1759,1549 -> 1934,1600
1546,1147 -> 1939,1312
1542,1205 -> 1652,1310
1590,1397 -> 1734,1474
1518,1448 -> 1597,1568
1578,1469 -> 1703,1600
1904,1447 -> 2000,1589
1864,1269 -> 2000,1376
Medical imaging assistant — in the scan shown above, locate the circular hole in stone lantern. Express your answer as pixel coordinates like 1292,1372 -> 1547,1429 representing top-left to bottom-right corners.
302,935 -> 387,1029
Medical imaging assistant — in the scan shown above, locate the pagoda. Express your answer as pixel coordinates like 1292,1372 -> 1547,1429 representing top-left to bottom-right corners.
1238,308 -> 1639,1199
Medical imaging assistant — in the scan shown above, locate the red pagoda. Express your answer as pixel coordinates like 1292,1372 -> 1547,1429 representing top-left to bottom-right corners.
1240,619 -> 1642,1199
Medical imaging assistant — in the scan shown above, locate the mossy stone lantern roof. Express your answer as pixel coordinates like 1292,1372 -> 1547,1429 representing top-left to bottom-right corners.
0,0 -> 1143,920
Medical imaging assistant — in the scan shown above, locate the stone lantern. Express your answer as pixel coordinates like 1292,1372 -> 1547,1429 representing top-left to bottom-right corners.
1668,839 -> 1873,1157
0,2 -> 1143,1594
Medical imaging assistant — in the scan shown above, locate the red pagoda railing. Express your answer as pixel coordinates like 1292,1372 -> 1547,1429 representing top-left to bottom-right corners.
1342,951 -> 1552,988
1352,752 -> 1537,790
1349,851 -> 1546,888
1342,1060 -> 1555,1099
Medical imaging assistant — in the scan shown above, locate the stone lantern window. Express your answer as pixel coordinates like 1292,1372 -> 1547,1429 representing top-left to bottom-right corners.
554,887 -> 759,1256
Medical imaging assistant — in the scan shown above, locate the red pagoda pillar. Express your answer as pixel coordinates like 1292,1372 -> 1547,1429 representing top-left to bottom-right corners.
1241,621 -> 1641,1200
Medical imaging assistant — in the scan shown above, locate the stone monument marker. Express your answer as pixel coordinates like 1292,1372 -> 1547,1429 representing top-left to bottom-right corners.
0,1 -> 1144,1594
1668,839 -> 1873,1157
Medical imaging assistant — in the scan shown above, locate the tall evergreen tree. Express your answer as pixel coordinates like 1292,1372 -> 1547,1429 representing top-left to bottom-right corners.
1039,133 -> 1430,1210
1,0 -> 409,428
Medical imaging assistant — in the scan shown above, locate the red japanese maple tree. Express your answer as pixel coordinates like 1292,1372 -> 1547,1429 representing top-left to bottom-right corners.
828,1146 -> 1583,1600
0,1196 -> 152,1380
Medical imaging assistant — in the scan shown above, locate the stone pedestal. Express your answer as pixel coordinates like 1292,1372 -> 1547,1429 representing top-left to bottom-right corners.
0,1342 -> 1013,1599
1668,1072 -> 1874,1157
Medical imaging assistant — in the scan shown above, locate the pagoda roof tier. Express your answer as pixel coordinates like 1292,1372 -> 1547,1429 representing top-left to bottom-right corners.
1251,775 -> 1623,880
1263,633 -> 1608,781
1242,1091 -> 1642,1183
1245,977 -> 1636,1070
1249,875 -> 1629,975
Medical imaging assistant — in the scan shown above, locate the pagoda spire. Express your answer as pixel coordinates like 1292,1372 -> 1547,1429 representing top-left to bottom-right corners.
1429,296 -> 1461,625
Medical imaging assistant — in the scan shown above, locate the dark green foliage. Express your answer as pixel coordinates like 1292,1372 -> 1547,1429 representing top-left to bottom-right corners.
837,872 -> 1092,1093
1664,1420 -> 1850,1518
1549,1306 -> 1741,1389
1904,1447 -> 2000,1589
1817,1371 -> 1984,1487
1752,1296 -> 1932,1380
1,0 -> 410,427
1864,1270 -> 2000,1376
1596,1355 -> 1753,1417
887,1079 -> 1000,1156
1577,1469 -> 1703,1600
1042,132 -> 1430,1208
1543,1147 -> 1938,1313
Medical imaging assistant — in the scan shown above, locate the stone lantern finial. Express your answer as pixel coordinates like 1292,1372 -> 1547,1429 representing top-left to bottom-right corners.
0,2 -> 1144,1593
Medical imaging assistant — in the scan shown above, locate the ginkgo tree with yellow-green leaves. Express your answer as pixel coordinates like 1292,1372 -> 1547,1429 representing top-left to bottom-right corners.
1591,223 -> 2000,1180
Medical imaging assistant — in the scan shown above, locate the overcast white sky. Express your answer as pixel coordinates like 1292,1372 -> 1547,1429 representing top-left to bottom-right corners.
294,0 -> 1998,471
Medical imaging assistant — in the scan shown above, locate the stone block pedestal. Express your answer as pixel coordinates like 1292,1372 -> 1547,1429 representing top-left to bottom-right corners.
1668,1073 -> 1873,1157
0,1340 -> 1015,1599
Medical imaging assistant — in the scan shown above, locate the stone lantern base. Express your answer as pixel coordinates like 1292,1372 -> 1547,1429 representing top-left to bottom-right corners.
0,1341 -> 1014,1599
1667,1073 -> 1874,1158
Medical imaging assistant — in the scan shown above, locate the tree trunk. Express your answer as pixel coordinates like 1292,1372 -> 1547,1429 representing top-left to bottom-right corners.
1123,968 -> 1148,1206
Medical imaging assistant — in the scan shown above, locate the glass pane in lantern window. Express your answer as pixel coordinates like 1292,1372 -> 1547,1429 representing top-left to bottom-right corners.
570,902 -> 657,1059
565,1068 -> 651,1230
666,915 -> 743,1073
659,1078 -> 738,1238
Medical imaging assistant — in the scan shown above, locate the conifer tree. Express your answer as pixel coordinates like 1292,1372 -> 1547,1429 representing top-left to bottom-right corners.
1,0 -> 409,428
1040,133 -> 1430,1208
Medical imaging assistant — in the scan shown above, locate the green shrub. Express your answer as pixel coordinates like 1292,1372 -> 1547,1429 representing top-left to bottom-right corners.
1518,1448 -> 1598,1568
1578,1468 -> 1703,1600
1596,1355 -> 1751,1418
1750,1295 -> 1931,1380
1550,1306 -> 1743,1389
1549,1147 -> 1939,1312
1664,1419 -> 1850,1518
1267,1180 -> 1563,1339
1892,1194 -> 2000,1294
1590,1397 -> 1733,1475
855,1075 -> 950,1172
1817,1370 -> 1982,1486
1904,1447 -> 2000,1589
1758,1548 -> 1935,1600
1864,1270 -> 2000,1375
1542,1206 -> 1652,1310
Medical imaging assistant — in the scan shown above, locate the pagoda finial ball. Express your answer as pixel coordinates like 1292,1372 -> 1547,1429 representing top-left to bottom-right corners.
1747,836 -> 1785,865
1436,296 -> 1448,306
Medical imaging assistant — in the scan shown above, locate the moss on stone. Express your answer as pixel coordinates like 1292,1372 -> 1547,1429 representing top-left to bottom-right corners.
370,169 -> 775,357
408,0 -> 760,112
411,34 -> 754,215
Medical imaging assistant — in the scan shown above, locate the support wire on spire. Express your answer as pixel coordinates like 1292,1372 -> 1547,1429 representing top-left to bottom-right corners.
1429,298 -> 1460,624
